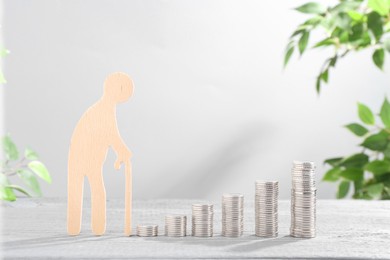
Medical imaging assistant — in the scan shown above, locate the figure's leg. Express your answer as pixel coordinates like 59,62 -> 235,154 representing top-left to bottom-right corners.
88,169 -> 106,236
67,165 -> 84,236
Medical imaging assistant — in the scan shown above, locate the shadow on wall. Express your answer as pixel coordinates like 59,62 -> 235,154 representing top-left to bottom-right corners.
162,121 -> 276,198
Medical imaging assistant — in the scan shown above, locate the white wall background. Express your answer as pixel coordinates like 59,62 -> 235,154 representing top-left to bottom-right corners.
2,0 -> 390,200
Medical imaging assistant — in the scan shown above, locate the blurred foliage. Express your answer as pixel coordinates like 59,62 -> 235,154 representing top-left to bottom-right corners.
0,45 -> 9,84
0,135 -> 52,201
1,35 -> 52,201
285,0 -> 390,93
285,0 -> 390,199
323,98 -> 390,200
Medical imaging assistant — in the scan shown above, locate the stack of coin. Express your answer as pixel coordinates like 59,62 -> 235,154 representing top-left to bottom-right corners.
136,224 -> 158,237
222,193 -> 244,237
255,180 -> 278,237
192,203 -> 214,237
165,214 -> 187,237
290,161 -> 316,238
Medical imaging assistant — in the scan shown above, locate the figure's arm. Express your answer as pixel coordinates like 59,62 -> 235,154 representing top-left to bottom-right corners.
111,117 -> 132,170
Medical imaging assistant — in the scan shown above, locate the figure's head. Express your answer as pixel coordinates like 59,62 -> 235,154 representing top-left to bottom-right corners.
103,72 -> 134,103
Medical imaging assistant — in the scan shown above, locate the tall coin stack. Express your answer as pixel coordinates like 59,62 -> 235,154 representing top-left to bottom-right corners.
165,215 -> 187,237
290,161 -> 316,238
192,204 -> 214,237
222,193 -> 244,237
255,180 -> 278,237
137,224 -> 158,237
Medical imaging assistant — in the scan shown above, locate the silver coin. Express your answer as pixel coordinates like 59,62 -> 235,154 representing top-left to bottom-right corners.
255,180 -> 279,237
290,160 -> 316,238
137,224 -> 159,237
165,215 -> 187,237
222,193 -> 244,237
293,160 -> 316,167
192,203 -> 214,237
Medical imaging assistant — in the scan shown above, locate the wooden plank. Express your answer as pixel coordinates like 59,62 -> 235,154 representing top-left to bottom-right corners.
2,199 -> 390,259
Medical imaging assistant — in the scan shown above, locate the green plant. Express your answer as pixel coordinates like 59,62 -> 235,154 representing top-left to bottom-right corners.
0,135 -> 52,201
284,0 -> 390,93
0,45 -> 9,83
323,98 -> 390,199
284,1 -> 390,199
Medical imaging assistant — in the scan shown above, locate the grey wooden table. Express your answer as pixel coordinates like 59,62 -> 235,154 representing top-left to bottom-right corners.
1,198 -> 390,259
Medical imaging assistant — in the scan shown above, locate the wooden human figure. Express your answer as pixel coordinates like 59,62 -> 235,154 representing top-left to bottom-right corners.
67,72 -> 134,236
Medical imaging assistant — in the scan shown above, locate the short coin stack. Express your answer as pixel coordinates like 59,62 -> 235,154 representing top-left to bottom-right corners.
165,214 -> 187,237
255,180 -> 278,237
222,193 -> 244,237
192,203 -> 214,237
290,161 -> 316,238
136,224 -> 158,237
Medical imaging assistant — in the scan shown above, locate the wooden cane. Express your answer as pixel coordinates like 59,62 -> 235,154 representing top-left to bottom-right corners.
124,160 -> 132,236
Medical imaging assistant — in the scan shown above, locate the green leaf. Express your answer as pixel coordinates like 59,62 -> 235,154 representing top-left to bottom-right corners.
358,102 -> 375,125
298,31 -> 310,55
349,23 -> 364,41
384,38 -> 390,53
331,1 -> 361,13
0,186 -> 16,201
28,161 -> 52,183
375,172 -> 390,183
324,157 -> 343,167
17,170 -> 41,196
348,10 -> 365,21
366,183 -> 384,198
337,181 -> 350,199
315,76 -> 321,93
295,2 -> 326,14
384,143 -> 390,158
373,48 -> 385,70
323,167 -> 342,182
353,179 -> 364,194
6,185 -> 32,197
353,192 -> 373,200
303,16 -> 323,26
340,168 -> 364,181
355,31 -> 372,48
25,148 -> 39,160
329,55 -> 338,67
291,29 -> 305,38
339,30 -> 350,43
368,12 -> 384,41
331,27 -> 343,38
364,160 -> 390,175
380,98 -> 390,128
361,131 -> 389,151
0,48 -> 10,58
313,38 -> 335,48
335,12 -> 352,29
322,16 -> 337,31
0,174 -> 16,201
320,69 -> 329,83
2,135 -> 19,161
368,0 -> 390,16
340,153 -> 369,168
345,123 -> 369,136
284,42 -> 295,67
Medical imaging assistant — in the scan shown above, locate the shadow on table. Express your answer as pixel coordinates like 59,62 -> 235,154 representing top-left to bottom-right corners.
5,233 -> 300,253
143,234 -> 299,252
3,233 -> 124,251
229,235 -> 299,252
